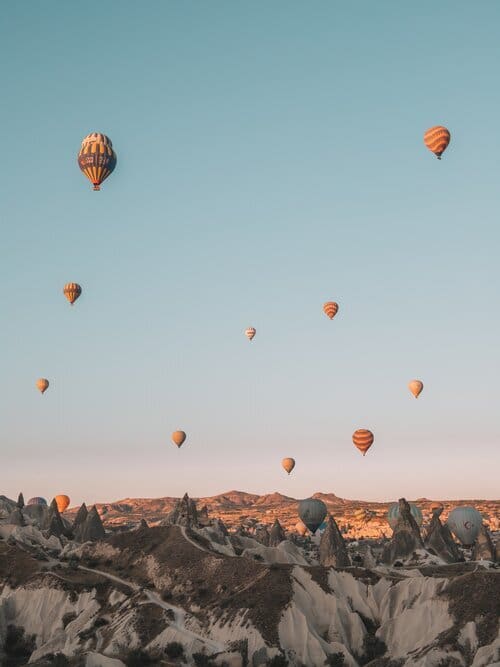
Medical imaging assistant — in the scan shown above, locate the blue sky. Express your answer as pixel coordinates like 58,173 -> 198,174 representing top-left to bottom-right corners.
1,2 -> 499,505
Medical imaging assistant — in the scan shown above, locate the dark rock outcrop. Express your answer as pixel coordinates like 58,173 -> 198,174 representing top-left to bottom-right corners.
8,508 -> 25,527
424,510 -> 462,563
472,523 -> 496,562
255,525 -> 270,546
17,493 -> 25,509
319,515 -> 350,567
73,503 -> 88,531
46,499 -> 66,538
164,493 -> 199,527
382,498 -> 425,565
74,505 -> 106,542
24,503 -> 48,528
269,519 -> 286,547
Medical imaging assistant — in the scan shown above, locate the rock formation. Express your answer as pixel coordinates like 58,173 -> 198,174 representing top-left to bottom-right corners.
472,523 -> 496,562
23,503 -> 48,527
254,525 -> 270,546
74,505 -> 106,542
424,508 -> 462,563
17,492 -> 24,509
382,498 -> 425,565
319,515 -> 350,567
269,519 -> 286,547
46,499 -> 66,538
164,492 -> 199,527
7,508 -> 25,527
73,503 -> 89,531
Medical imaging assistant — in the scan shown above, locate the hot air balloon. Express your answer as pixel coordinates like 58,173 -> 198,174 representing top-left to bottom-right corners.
78,133 -> 117,190
63,283 -> 82,305
446,506 -> 483,546
387,502 -> 423,529
352,429 -> 374,456
298,498 -> 327,534
408,380 -> 424,398
245,327 -> 256,341
36,378 -> 49,394
323,302 -> 339,320
55,495 -> 70,513
27,497 -> 47,506
424,126 -> 450,160
282,458 -> 295,475
172,430 -> 186,448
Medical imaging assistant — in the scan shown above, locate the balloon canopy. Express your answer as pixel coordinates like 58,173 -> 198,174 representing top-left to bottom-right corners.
446,506 -> 483,546
27,497 -> 47,506
298,498 -> 327,534
78,133 -> 117,190
424,126 -> 450,159
387,502 -> 423,529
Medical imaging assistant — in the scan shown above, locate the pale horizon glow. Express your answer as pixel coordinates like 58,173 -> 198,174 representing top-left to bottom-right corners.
1,2 -> 499,507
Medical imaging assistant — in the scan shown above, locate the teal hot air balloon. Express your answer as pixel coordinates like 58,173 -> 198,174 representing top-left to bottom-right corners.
27,497 -> 47,506
446,506 -> 482,546
387,502 -> 423,529
298,498 -> 327,534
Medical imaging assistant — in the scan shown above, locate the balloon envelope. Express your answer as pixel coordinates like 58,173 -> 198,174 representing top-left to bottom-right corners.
27,497 -> 47,506
352,429 -> 374,456
172,430 -> 186,448
298,498 -> 327,533
282,458 -> 295,474
446,506 -> 483,545
323,302 -> 339,320
424,126 -> 450,159
55,495 -> 70,513
408,380 -> 424,398
387,502 -> 423,529
245,327 -> 256,341
63,283 -> 82,305
36,378 -> 49,394
78,133 -> 117,190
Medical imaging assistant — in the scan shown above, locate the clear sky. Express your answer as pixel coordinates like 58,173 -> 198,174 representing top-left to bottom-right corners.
1,2 -> 499,505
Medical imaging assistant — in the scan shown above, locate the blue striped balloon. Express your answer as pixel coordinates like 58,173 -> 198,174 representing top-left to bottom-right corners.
27,497 -> 47,506
387,502 -> 423,529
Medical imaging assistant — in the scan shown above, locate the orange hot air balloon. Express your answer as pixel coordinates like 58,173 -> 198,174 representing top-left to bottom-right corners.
282,457 -> 295,475
55,495 -> 70,513
352,429 -> 374,456
408,379 -> 424,398
424,126 -> 450,159
172,430 -> 186,448
323,302 -> 339,320
245,327 -> 256,341
63,283 -> 82,305
36,378 -> 49,394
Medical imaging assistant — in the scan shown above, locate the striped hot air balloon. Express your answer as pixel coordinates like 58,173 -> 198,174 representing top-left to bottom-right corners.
78,133 -> 117,190
323,302 -> 339,320
63,283 -> 82,305
282,457 -> 295,475
245,327 -> 256,341
172,430 -> 186,448
408,379 -> 424,398
36,378 -> 49,394
424,126 -> 450,159
387,502 -> 423,529
27,497 -> 47,506
352,429 -> 374,456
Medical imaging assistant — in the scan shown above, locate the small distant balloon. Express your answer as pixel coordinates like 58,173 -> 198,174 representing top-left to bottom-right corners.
282,458 -> 295,475
78,133 -> 117,190
298,498 -> 327,534
424,126 -> 450,159
36,378 -> 49,394
63,283 -> 82,305
55,495 -> 70,513
27,497 -> 47,506
245,327 -> 256,341
408,380 -> 424,398
172,430 -> 186,448
323,302 -> 339,320
352,429 -> 374,456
